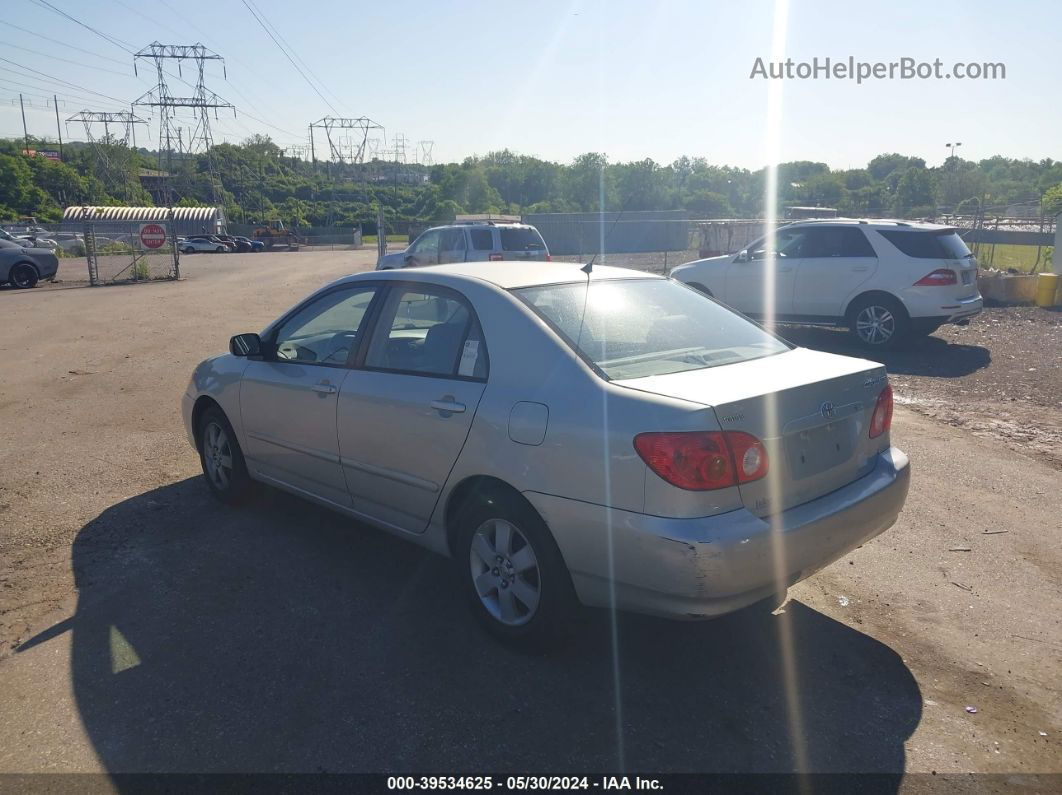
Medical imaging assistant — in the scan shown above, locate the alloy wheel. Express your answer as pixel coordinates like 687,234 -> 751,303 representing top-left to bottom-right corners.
855,305 -> 895,345
202,421 -> 234,491
11,263 -> 37,288
469,518 -> 541,626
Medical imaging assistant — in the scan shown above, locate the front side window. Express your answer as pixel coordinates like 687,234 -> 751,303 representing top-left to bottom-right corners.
272,286 -> 378,365
365,286 -> 488,379
515,278 -> 790,380
410,230 -> 440,255
747,228 -> 808,260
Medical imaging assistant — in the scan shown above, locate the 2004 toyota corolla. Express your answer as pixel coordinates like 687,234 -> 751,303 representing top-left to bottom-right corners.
182,262 -> 910,646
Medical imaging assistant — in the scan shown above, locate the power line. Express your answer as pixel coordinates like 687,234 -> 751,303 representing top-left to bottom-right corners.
0,40 -> 133,77
28,0 -> 135,53
0,59 -> 129,104
244,0 -> 344,109
241,0 -> 340,115
3,21 -> 130,65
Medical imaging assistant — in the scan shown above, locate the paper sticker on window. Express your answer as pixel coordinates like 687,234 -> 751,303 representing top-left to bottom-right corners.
459,339 -> 479,376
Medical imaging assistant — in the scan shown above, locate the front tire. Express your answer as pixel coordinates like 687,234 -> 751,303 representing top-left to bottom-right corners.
197,407 -> 252,504
456,492 -> 576,650
9,262 -> 39,289
847,295 -> 910,350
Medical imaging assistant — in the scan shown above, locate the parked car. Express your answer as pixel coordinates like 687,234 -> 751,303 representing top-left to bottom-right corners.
179,237 -> 231,254
1,226 -> 58,250
376,220 -> 549,269
232,235 -> 264,252
183,261 -> 909,646
670,219 -> 983,349
0,237 -> 59,288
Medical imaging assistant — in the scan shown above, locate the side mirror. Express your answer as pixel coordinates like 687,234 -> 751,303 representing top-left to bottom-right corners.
230,333 -> 262,357
736,249 -> 749,263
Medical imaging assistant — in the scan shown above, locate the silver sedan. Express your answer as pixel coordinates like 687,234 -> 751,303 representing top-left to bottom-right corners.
182,262 -> 910,646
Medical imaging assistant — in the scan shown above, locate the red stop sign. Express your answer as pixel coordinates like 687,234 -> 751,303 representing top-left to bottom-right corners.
139,223 -> 167,249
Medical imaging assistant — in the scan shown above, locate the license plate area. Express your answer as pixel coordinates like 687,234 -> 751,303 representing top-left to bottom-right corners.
961,270 -> 973,285
785,419 -> 853,479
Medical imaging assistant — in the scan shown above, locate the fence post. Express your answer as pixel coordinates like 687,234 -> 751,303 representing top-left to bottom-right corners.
376,206 -> 386,263
169,207 -> 181,280
82,206 -> 99,286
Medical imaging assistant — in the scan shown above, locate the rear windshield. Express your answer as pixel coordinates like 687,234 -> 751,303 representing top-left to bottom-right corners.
514,279 -> 790,380
877,229 -> 972,259
500,227 -> 546,251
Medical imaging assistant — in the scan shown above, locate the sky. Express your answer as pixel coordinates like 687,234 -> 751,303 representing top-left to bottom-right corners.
2,0 -> 1059,171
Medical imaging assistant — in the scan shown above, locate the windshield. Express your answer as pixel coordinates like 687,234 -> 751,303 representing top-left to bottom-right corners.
515,278 -> 790,380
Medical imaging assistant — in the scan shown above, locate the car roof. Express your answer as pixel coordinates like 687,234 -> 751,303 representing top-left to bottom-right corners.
430,221 -> 535,230
349,262 -> 660,290
784,218 -> 955,232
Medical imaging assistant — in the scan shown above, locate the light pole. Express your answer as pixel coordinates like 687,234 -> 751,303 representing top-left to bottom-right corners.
945,142 -> 962,162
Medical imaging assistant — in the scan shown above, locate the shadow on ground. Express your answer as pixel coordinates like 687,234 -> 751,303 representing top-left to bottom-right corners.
19,478 -> 921,776
780,325 -> 990,379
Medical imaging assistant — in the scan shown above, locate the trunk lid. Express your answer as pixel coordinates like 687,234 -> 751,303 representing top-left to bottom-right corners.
615,347 -> 889,516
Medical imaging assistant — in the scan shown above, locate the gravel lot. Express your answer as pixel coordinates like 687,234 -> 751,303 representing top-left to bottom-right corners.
0,251 -> 1059,776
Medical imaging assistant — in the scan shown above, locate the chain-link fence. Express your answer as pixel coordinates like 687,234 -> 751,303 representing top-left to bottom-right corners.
81,219 -> 180,285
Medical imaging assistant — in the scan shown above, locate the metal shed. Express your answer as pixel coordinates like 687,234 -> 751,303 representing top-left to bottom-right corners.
61,206 -> 226,238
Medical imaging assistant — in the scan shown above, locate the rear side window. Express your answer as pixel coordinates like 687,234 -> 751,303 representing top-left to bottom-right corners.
500,227 -> 546,251
802,227 -> 876,258
878,230 -> 972,259
469,229 -> 493,250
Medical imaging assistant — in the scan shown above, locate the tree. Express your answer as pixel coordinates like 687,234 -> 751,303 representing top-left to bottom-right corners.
1043,183 -> 1062,218
955,196 -> 981,215
893,167 -> 937,216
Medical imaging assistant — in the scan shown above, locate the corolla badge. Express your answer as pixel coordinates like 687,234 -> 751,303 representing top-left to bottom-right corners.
820,401 -> 835,419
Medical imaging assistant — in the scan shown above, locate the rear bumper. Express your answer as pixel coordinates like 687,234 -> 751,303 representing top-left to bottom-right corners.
945,294 -> 983,322
526,447 -> 910,619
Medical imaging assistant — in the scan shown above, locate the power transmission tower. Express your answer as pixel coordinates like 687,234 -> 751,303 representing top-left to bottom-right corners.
308,117 -> 385,166
133,42 -> 235,206
418,140 -> 434,167
66,110 -> 148,200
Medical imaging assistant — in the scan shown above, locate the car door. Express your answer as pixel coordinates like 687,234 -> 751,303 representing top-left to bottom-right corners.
404,229 -> 441,267
724,227 -> 805,317
792,226 -> 878,318
239,283 -> 381,507
336,284 -> 488,532
437,227 -> 468,264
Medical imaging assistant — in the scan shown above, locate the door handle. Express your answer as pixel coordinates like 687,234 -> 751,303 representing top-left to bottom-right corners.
430,398 -> 466,414
778,266 -> 793,272
851,266 -> 869,272
312,381 -> 337,394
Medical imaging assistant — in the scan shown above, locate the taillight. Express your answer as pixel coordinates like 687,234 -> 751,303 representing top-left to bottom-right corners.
914,269 -> 957,286
546,254 -> 552,261
633,431 -> 768,491
489,253 -> 503,261
869,384 -> 893,438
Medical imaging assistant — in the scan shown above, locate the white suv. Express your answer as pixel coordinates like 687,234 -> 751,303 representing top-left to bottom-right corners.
670,219 -> 982,349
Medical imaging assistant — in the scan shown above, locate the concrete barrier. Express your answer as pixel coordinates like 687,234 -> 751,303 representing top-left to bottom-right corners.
977,273 -> 1040,304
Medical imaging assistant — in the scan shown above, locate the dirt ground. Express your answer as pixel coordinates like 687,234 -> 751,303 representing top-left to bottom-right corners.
0,251 -> 1059,777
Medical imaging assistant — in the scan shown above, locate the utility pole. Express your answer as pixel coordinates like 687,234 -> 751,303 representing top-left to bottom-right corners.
19,94 -> 29,154
66,110 -> 149,200
53,96 -> 64,160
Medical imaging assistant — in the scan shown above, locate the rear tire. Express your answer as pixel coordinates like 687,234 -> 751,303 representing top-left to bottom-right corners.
456,491 -> 576,651
847,294 -> 910,350
196,407 -> 253,504
9,262 -> 39,289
